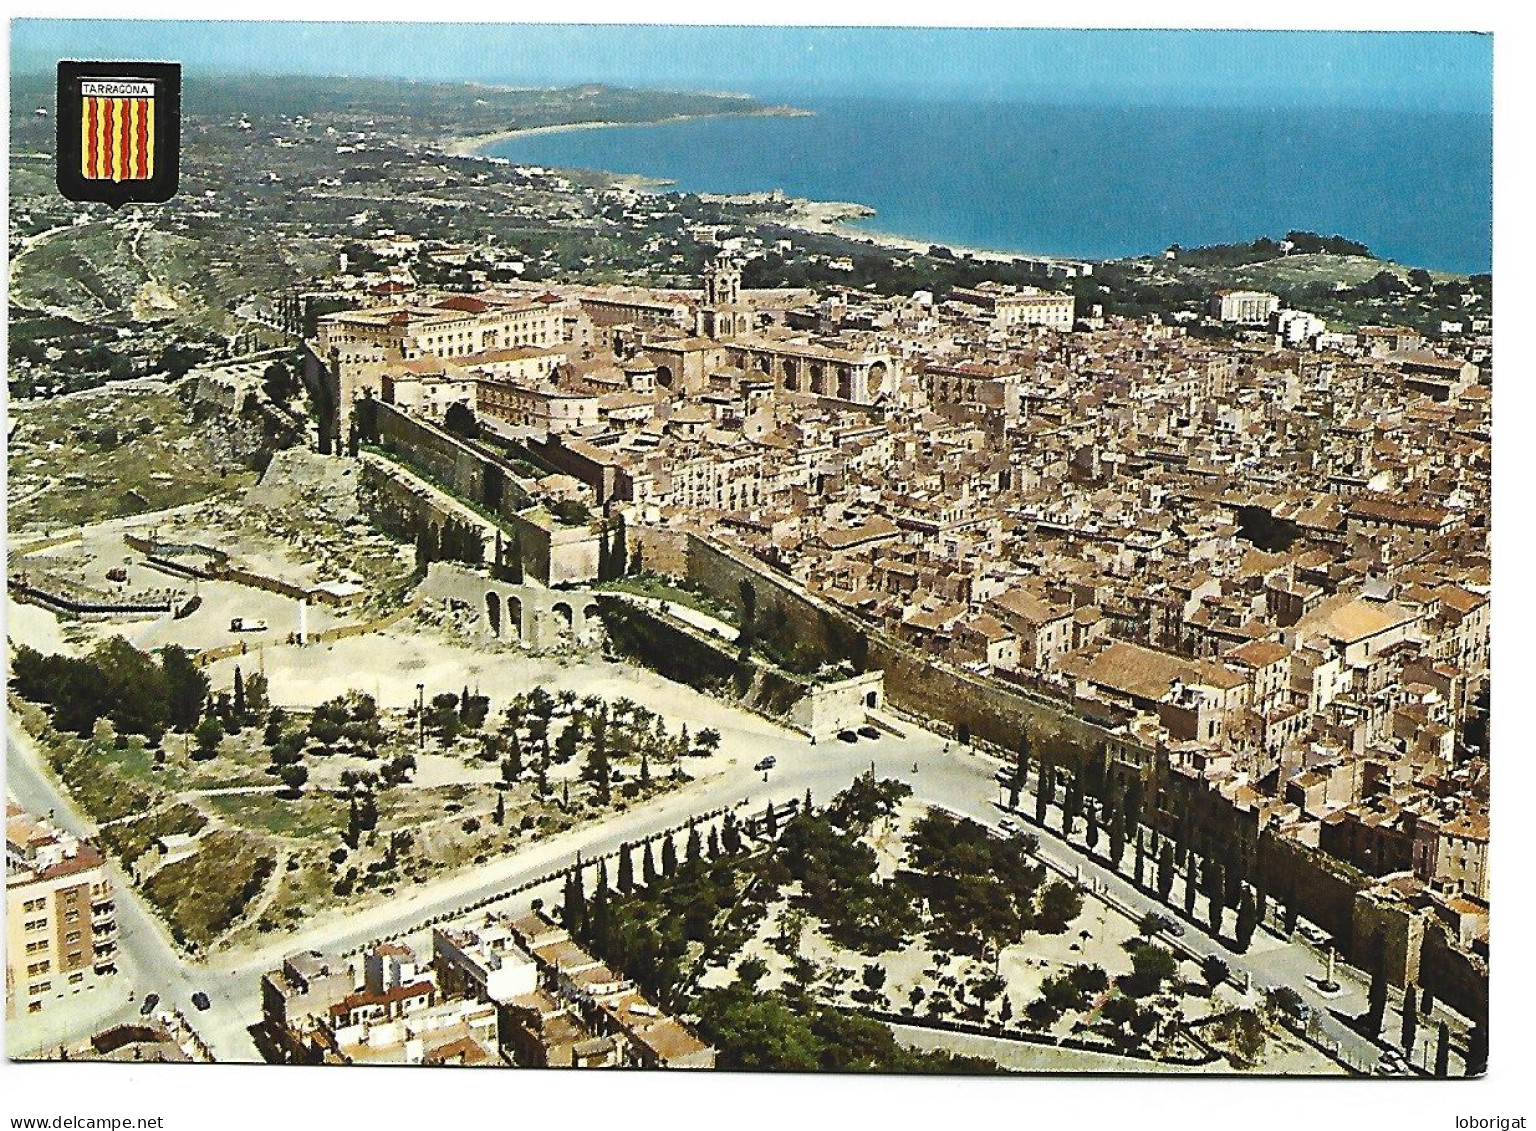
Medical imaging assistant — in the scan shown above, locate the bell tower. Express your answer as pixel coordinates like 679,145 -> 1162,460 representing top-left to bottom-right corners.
698,252 -> 748,340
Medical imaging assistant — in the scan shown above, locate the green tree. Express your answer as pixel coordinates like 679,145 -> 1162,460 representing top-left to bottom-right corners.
1035,758 -> 1053,824
1401,985 -> 1419,1052
192,715 -> 225,760
1234,887 -> 1257,952
1203,955 -> 1230,988
661,832 -> 678,877
617,842 -> 634,894
642,839 -> 658,886
686,821 -> 703,864
278,762 -> 309,794
233,666 -> 247,721
1157,842 -> 1175,902
721,812 -> 743,854
158,645 -> 208,732
1365,936 -> 1389,1037
764,801 -> 778,838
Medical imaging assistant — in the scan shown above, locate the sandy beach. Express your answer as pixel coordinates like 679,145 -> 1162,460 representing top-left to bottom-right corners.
440,105 -> 813,159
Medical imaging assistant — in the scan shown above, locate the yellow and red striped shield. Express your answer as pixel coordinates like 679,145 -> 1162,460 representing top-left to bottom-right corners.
58,62 -> 180,208
81,81 -> 156,182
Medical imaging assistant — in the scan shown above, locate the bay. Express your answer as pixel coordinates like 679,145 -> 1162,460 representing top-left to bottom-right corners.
486,96 -> 1492,274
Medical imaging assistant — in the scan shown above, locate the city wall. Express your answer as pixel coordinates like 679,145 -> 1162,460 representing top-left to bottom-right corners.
595,597 -> 807,724
659,526 -> 1491,1015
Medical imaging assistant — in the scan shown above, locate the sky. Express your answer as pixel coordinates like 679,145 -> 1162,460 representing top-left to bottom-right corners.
10,22 -> 1493,111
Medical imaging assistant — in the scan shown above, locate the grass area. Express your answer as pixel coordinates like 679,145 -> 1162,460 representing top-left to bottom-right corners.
7,385 -> 258,530
140,829 -> 276,949
596,573 -> 738,626
204,789 -> 349,840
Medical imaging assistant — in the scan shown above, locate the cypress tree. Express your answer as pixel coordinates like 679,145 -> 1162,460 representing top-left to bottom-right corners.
233,666 -> 246,720
1401,986 -> 1419,1052
1284,889 -> 1300,934
1086,801 -> 1100,852
686,821 -> 702,863
1134,828 -> 1146,887
1435,1022 -> 1451,1077
708,825 -> 720,859
661,832 -> 678,876
1184,857 -> 1199,916
1365,938 -> 1389,1036
1157,842 -> 1175,903
1207,871 -> 1225,935
721,812 -> 743,854
642,839 -> 657,886
1035,760 -> 1052,825
494,791 -> 505,826
1108,796 -> 1126,869
617,842 -> 634,894
1421,986 -> 1435,1017
1235,887 -> 1257,952
764,801 -> 778,838
564,865 -> 586,937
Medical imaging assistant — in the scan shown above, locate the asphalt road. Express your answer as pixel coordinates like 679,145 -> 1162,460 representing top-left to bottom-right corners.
9,704 -> 1444,1073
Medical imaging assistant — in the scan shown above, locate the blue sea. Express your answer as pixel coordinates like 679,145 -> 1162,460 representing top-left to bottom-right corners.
487,97 -> 1492,274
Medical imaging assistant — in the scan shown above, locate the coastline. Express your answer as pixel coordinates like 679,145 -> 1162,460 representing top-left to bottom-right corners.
440,104 -> 812,159
444,113 -> 1093,268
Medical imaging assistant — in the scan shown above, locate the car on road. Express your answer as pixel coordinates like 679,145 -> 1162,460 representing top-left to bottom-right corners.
998,817 -> 1017,833
837,730 -> 858,743
858,725 -> 881,740
753,756 -> 777,771
1298,923 -> 1330,946
229,617 -> 269,632
1144,912 -> 1184,937
140,993 -> 159,1017
192,991 -> 211,1011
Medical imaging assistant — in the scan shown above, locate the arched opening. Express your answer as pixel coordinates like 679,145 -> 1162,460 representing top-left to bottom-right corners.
486,592 -> 502,638
505,594 -> 524,641
865,690 -> 880,709
837,367 -> 853,400
810,362 -> 826,396
782,359 -> 799,391
551,601 -> 575,636
581,602 -> 603,644
656,365 -> 674,389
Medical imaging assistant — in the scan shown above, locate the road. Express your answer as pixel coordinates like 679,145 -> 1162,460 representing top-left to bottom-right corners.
9,694 -> 1438,1073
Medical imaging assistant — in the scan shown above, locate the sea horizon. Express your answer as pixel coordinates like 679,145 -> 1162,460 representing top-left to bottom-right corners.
484,93 -> 1493,275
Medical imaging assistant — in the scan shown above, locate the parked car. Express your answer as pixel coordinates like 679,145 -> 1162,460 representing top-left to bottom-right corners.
837,730 -> 858,743
191,991 -> 211,1011
140,993 -> 159,1017
1298,923 -> 1330,946
229,617 -> 269,632
753,757 -> 776,772
998,817 -> 1017,833
858,725 -> 881,740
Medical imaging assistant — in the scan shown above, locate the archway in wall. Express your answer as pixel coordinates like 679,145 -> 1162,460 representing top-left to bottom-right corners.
551,601 -> 575,637
505,594 -> 524,641
865,690 -> 880,709
581,602 -> 603,644
486,592 -> 502,638
837,367 -> 854,400
810,362 -> 827,396
783,359 -> 799,391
